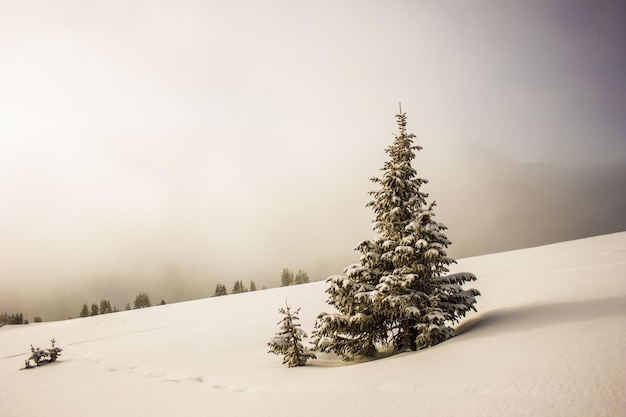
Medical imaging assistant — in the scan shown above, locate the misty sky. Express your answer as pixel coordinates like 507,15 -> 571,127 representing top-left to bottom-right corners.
1,0 -> 625,319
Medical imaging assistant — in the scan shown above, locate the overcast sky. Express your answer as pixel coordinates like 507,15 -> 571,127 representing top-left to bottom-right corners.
1,0 -> 625,319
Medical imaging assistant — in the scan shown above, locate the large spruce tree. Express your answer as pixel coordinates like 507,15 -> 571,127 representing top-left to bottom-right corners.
312,108 -> 480,359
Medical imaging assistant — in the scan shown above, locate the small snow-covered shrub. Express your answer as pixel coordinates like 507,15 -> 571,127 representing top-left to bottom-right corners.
25,338 -> 63,369
268,302 -> 316,367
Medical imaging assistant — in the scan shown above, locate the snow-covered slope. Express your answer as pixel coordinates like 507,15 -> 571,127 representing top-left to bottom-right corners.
1,232 -> 625,417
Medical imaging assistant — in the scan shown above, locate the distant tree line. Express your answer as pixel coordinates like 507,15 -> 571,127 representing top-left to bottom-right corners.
214,269 -> 312,293
214,270 -> 314,296
79,300 -> 117,317
212,280 -> 259,297
78,292 -> 165,318
280,268 -> 310,287
1,312 -> 26,325
0,312 -> 45,325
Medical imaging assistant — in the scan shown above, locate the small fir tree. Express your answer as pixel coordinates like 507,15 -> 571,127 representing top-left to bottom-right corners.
99,299 -> 112,314
213,283 -> 228,297
134,292 -> 152,309
280,268 -> 294,287
90,303 -> 99,316
268,302 -> 316,367
312,107 -> 480,359
79,303 -> 89,318
231,280 -> 248,294
294,270 -> 310,285
250,281 -> 257,291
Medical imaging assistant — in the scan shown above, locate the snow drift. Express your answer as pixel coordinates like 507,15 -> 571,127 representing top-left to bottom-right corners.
1,232 -> 625,417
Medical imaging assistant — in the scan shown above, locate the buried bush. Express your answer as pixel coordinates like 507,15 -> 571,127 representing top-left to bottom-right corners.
24,338 -> 63,369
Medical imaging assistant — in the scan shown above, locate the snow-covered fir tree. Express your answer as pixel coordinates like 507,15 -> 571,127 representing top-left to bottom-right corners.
268,302 -> 316,367
312,108 -> 480,358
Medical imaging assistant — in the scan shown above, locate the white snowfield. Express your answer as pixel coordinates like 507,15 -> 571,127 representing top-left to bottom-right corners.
1,232 -> 625,417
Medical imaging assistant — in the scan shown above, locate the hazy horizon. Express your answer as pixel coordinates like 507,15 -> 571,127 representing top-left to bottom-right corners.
1,0 -> 625,320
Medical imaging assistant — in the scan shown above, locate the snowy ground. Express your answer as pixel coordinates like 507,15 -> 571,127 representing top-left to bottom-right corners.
1,232 -> 625,417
